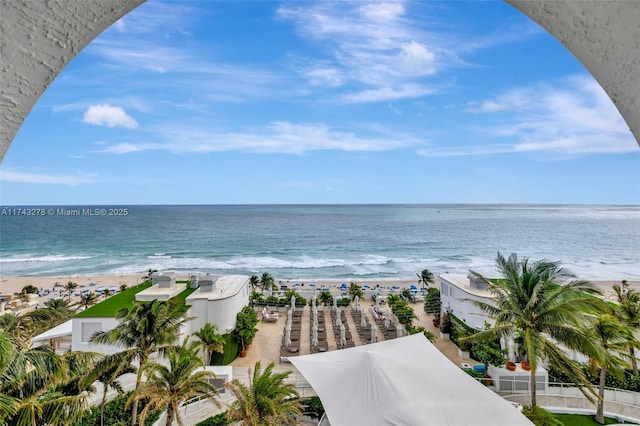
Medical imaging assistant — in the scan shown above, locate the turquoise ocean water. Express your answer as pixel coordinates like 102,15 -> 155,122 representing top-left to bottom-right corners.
0,204 -> 638,280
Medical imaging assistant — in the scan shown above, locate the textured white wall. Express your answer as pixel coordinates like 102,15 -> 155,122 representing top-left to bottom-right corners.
1,0 -> 638,164
507,0 -> 640,145
0,0 -> 145,162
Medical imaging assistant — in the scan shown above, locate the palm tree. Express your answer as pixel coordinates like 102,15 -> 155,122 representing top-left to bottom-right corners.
260,273 -> 274,292
143,268 -> 157,281
613,280 -> 640,375
135,342 -> 220,426
585,314 -> 638,424
193,323 -> 225,365
0,335 -> 88,426
418,269 -> 435,289
471,252 -> 606,411
102,288 -> 113,299
90,299 -> 192,426
79,292 -> 98,309
226,361 -> 303,426
64,281 -> 78,302
249,275 -> 260,291
82,353 -> 136,426
119,283 -> 129,292
348,282 -> 364,302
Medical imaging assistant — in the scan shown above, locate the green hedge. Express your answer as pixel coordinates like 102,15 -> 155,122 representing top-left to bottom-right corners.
302,396 -> 325,420
71,391 -> 160,426
195,412 -> 229,426
548,364 -> 640,392
210,333 -> 239,365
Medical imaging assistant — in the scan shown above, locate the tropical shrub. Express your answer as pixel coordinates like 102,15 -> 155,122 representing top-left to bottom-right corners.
318,291 -> 333,306
439,312 -> 452,334
250,291 -> 264,305
265,295 -> 280,306
71,392 -> 160,426
234,306 -> 259,351
282,290 -> 307,308
195,412 -> 229,426
302,395 -> 325,420
336,297 -> 350,307
210,333 -> 239,365
521,405 -> 562,426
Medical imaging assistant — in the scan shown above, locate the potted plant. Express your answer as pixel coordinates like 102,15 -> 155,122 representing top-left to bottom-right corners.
506,361 -> 517,371
234,306 -> 258,357
456,329 -> 472,359
432,312 -> 441,328
439,312 -> 452,340
520,360 -> 531,371
471,336 -> 506,387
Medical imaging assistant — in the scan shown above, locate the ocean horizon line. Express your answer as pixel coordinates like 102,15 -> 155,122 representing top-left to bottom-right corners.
2,202 -> 639,208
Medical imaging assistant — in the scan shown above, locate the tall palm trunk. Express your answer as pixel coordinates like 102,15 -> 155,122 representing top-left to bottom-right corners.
595,366 -> 607,424
630,347 -> 638,376
530,367 -> 537,410
165,403 -> 176,426
131,354 -> 147,426
101,385 -> 108,426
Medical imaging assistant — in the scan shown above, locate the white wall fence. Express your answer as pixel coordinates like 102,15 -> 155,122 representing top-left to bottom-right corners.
500,382 -> 640,423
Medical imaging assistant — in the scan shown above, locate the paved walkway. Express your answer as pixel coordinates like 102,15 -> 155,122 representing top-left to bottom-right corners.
232,298 -> 476,369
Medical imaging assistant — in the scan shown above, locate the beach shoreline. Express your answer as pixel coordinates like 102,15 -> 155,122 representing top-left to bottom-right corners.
2,273 -> 639,300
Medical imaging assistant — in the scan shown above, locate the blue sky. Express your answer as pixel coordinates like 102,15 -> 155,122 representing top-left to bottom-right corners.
1,0 -> 639,205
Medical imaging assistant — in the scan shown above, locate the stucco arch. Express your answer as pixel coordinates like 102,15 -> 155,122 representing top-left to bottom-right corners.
1,0 -> 639,164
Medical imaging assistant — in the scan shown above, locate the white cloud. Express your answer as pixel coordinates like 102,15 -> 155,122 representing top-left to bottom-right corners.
435,75 -> 638,157
341,84 -> 435,103
83,104 -> 138,129
99,121 -> 424,155
304,67 -> 344,87
113,19 -> 125,32
277,2 -> 447,102
0,170 -> 95,186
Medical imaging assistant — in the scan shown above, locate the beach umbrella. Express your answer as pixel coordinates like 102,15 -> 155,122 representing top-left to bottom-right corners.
360,309 -> 367,328
370,323 -> 377,343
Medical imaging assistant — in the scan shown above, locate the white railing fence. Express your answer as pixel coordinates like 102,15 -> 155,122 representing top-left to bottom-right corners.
500,382 -> 640,423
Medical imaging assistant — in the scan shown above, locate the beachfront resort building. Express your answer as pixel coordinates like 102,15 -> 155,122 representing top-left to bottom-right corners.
439,271 -> 494,331
185,275 -> 251,336
439,272 -> 568,393
71,272 -> 250,354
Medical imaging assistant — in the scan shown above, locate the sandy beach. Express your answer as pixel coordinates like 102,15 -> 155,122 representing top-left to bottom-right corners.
1,272 -> 638,304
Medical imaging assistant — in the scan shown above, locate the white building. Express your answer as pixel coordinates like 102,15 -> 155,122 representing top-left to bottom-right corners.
71,272 -> 250,355
185,275 -> 250,336
439,272 -> 494,331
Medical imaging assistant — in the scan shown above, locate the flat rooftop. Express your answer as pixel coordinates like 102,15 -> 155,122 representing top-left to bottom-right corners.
440,273 -> 493,298
186,275 -> 249,302
135,283 -> 186,302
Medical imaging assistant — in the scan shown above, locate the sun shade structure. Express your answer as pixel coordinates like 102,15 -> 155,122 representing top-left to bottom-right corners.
289,333 -> 532,426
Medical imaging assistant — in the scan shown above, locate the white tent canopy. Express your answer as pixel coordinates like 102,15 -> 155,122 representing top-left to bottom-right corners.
30,319 -> 73,342
290,334 -> 532,426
